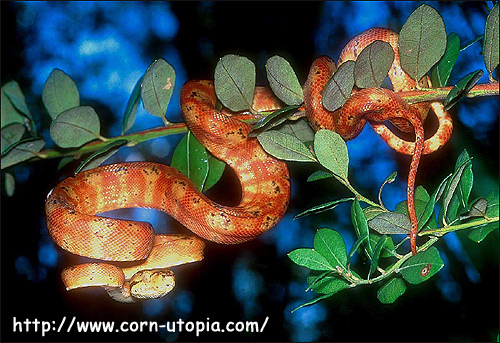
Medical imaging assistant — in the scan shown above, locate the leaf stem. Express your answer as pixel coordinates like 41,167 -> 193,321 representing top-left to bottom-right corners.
378,187 -> 386,209
399,82 -> 499,104
351,236 -> 439,285
31,116 -> 252,161
419,216 -> 499,236
161,116 -> 171,126
332,173 -> 384,209
40,123 -> 189,160
13,82 -> 499,164
346,216 -> 499,286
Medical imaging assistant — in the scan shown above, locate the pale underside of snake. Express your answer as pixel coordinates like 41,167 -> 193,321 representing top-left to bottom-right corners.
45,27 -> 452,302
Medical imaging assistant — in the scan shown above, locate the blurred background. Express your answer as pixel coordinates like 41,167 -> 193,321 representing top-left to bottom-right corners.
1,1 -> 498,341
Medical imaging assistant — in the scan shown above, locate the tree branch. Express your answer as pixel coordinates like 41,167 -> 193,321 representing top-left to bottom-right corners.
32,82 -> 499,162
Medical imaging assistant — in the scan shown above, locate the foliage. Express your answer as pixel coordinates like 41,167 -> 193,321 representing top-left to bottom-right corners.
288,148 -> 498,308
1,3 -> 498,311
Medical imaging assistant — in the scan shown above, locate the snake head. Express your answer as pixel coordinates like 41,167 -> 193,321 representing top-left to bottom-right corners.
129,269 -> 175,299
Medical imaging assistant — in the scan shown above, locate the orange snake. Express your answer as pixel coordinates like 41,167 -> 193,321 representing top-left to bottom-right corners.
45,27 -> 451,301
45,81 -> 290,302
303,27 -> 452,254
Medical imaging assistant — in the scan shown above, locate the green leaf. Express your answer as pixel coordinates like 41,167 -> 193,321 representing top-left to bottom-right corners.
171,131 -> 209,191
42,68 -> 80,119
265,55 -> 304,105
460,197 -> 488,220
49,106 -> 102,148
369,233 -> 396,258
484,192 -> 498,218
81,150 -> 119,173
203,155 -> 226,192
314,129 -> 349,181
322,60 -> 355,112
444,70 -> 484,111
313,228 -> 348,271
483,195 -> 498,221
277,119 -> 315,144
291,293 -> 335,313
383,171 -> 397,184
468,193 -> 499,243
2,81 -> 32,119
257,130 -> 316,162
1,123 -> 25,154
306,271 -> 330,290
351,198 -> 373,259
399,247 -> 444,284
368,212 -> 411,234
1,138 -> 45,169
307,170 -> 334,182
347,234 -> 367,265
254,117 -> 289,135
468,197 -> 489,216
305,270 -> 334,292
75,139 -> 128,174
398,4 -> 447,81
399,185 -> 431,205
483,2 -> 499,78
456,150 -> 474,207
354,40 -> 394,88
4,172 -> 15,197
141,58 -> 176,118
1,84 -> 25,128
447,150 -> 473,222
397,185 -> 437,231
369,235 -> 388,278
294,197 -> 354,219
306,274 -> 350,295
1,81 -> 35,134
430,33 -> 461,87
441,155 -> 473,224
250,105 -> 299,134
288,248 -> 335,271
122,75 -> 143,134
418,173 -> 451,231
377,277 -> 407,304
214,54 -> 255,112
468,222 -> 499,243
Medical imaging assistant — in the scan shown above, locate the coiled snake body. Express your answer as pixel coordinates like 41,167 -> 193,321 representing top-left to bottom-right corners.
303,28 -> 451,254
46,28 -> 451,302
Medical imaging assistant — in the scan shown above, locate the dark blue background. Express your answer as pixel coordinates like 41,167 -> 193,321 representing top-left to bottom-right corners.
1,2 -> 498,341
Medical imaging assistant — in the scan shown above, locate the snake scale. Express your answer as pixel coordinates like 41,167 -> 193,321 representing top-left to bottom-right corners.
45,28 -> 452,302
